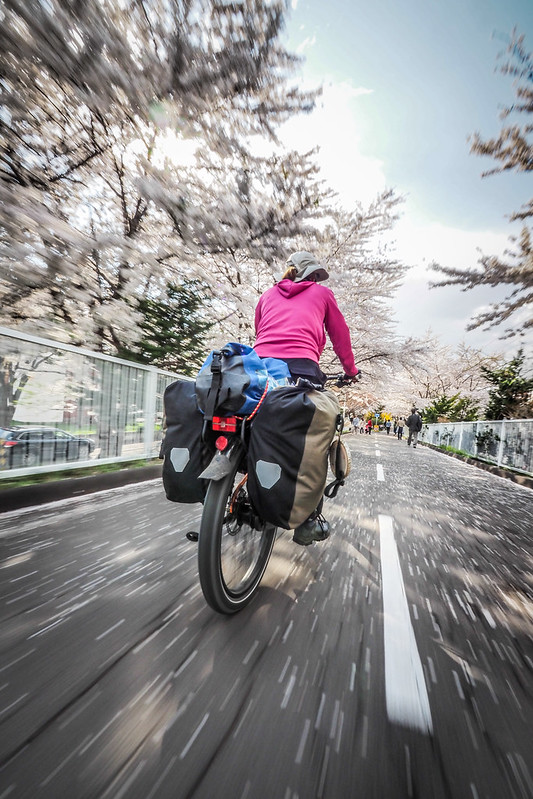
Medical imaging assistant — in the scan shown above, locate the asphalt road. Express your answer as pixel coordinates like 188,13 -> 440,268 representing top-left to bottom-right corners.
0,432 -> 532,799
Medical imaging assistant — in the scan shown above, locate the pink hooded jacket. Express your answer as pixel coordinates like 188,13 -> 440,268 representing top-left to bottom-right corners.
254,279 -> 358,376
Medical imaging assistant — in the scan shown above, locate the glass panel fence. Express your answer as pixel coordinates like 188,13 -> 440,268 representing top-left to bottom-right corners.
0,328 -> 182,476
421,419 -> 533,476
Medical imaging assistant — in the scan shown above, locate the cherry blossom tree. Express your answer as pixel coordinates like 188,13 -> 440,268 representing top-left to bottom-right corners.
0,0 -> 318,349
431,32 -> 532,338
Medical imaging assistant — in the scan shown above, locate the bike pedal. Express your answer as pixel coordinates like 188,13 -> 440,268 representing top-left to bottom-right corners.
186,531 -> 199,542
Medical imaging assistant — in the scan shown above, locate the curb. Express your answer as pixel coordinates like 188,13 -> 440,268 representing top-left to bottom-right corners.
420,443 -> 533,490
0,463 -> 163,514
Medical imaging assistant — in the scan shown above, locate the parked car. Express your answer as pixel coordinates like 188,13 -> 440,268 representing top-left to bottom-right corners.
0,426 -> 95,469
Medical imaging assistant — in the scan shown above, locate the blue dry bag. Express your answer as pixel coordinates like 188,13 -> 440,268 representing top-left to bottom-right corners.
195,343 -> 290,419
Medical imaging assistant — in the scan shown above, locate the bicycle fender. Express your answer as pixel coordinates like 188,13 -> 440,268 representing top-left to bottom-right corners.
198,441 -> 242,481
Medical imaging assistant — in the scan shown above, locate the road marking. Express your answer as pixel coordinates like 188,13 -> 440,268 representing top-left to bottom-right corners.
174,650 -> 198,680
452,670 -> 465,700
376,465 -> 384,481
281,669 -> 297,709
0,693 -> 28,718
315,693 -> 326,729
481,607 -> 496,628
295,719 -> 311,763
180,713 -> 209,759
378,514 -> 433,733
0,649 -> 36,673
279,656 -> 291,682
96,619 -> 124,641
318,744 -> 330,797
282,620 -> 293,643
349,662 -> 356,691
243,640 -> 259,665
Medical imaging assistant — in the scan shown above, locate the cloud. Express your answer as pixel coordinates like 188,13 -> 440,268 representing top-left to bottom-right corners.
393,217 -> 509,279
277,80 -> 385,207
389,217 -> 521,353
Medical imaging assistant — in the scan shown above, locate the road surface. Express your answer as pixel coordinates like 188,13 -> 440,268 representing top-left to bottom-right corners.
0,433 -> 532,798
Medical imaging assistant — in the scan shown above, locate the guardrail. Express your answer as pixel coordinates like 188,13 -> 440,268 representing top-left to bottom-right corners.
420,420 -> 533,477
0,327 -> 184,478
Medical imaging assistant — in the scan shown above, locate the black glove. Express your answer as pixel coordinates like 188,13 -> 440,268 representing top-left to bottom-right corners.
343,371 -> 362,383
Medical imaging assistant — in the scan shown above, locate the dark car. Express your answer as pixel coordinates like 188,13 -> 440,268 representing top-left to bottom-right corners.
0,426 -> 95,469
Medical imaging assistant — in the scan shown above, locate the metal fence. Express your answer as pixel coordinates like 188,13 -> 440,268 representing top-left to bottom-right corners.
420,420 -> 533,476
0,327 -> 184,479
3,325 -> 532,481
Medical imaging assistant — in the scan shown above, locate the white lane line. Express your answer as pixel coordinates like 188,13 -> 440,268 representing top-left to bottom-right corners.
281,670 -> 297,709
243,640 -> 259,665
378,514 -> 433,733
0,650 -> 36,673
295,719 -> 311,764
180,713 -> 209,759
0,693 -> 28,718
376,464 -> 385,481
349,662 -> 356,692
96,619 -> 124,641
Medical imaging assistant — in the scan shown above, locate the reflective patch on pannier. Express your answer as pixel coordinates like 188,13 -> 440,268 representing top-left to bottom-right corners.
170,447 -> 190,473
255,460 -> 282,489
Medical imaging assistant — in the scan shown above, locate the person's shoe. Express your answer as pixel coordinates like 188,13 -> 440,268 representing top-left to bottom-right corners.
293,514 -> 330,546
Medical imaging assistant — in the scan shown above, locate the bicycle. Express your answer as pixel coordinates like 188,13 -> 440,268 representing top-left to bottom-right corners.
196,373 -> 357,614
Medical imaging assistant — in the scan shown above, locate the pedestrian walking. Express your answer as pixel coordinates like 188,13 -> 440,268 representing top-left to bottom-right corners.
397,417 -> 405,440
385,419 -> 391,435
406,407 -> 423,448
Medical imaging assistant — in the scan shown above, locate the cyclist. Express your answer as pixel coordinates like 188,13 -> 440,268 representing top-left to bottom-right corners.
254,250 -> 359,546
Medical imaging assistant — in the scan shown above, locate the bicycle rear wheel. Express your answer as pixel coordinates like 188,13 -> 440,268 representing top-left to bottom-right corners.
198,455 -> 277,614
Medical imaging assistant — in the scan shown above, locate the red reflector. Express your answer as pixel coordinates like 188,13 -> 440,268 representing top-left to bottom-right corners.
2,441 -> 17,447
212,416 -> 237,432
215,436 -> 229,451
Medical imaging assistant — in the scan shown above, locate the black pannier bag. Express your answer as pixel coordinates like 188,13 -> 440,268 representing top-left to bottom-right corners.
247,386 -> 340,529
160,380 -> 211,503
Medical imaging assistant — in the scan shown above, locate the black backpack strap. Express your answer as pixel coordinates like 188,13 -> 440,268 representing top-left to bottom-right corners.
204,351 -> 223,421
324,470 -> 345,499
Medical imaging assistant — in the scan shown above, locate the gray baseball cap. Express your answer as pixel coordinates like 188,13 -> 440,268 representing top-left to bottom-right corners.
287,251 -> 329,283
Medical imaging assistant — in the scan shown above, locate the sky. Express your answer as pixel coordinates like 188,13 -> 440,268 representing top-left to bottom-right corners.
277,0 -> 533,359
